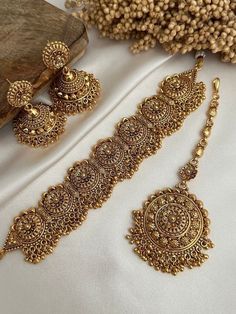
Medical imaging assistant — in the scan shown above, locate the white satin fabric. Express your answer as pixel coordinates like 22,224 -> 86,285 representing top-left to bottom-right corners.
0,1 -> 236,313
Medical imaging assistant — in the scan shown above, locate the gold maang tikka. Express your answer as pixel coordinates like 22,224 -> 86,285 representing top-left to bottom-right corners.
42,41 -> 101,116
127,78 -> 220,275
7,80 -> 67,148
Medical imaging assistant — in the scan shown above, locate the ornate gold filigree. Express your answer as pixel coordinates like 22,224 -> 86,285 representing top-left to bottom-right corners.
3,184 -> 87,263
7,80 -> 33,108
0,57 -> 207,263
3,208 -> 61,264
39,184 -> 87,235
127,188 -> 213,275
116,115 -> 162,162
13,103 -> 67,148
138,94 -> 184,136
179,161 -> 198,181
65,159 -> 115,209
50,70 -> 101,115
42,41 -> 70,70
7,79 -> 67,148
161,69 -> 206,115
42,41 -> 101,116
127,78 -> 220,275
92,137 -> 138,181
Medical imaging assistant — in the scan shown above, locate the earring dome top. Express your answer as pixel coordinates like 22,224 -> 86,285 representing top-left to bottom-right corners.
7,80 -> 33,108
42,41 -> 70,71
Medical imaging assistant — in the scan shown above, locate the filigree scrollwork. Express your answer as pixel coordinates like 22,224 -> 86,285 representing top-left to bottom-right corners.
50,70 -> 101,115
39,184 -> 87,235
116,116 -> 162,162
1,62 -> 207,263
161,70 -> 206,115
4,208 -> 61,263
92,137 -> 138,181
138,94 -> 184,136
65,160 -> 115,209
127,188 -> 213,275
13,103 -> 67,147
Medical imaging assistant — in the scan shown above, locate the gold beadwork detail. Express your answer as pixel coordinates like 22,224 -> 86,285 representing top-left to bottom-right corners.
195,146 -> 204,157
209,108 -> 217,117
203,127 -> 211,138
42,41 -> 101,116
50,70 -> 101,115
1,60 -> 206,263
13,103 -> 67,148
7,79 -> 67,148
127,188 -> 214,275
7,80 -> 33,108
42,41 -> 70,70
70,1 -> 236,64
127,78 -> 220,275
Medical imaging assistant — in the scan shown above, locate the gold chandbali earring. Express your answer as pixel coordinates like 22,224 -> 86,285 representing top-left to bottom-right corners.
127,78 -> 220,275
7,80 -> 67,148
42,41 -> 101,116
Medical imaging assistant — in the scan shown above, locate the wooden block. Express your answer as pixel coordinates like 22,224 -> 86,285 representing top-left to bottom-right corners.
0,0 -> 88,128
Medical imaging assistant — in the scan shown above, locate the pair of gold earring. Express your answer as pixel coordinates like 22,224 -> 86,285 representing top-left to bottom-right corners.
6,41 -> 101,148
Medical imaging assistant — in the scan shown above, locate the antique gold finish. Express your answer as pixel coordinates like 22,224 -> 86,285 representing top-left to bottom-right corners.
7,80 -> 67,148
42,41 -> 101,116
42,41 -> 70,71
0,0 -> 88,129
0,54 -> 206,263
0,248 -> 5,260
127,78 -> 220,275
7,80 -> 33,108
72,0 -> 236,63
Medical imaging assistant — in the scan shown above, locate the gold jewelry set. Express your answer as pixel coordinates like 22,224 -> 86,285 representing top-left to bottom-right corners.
127,77 -> 220,275
7,41 -> 101,148
1,49 -> 221,276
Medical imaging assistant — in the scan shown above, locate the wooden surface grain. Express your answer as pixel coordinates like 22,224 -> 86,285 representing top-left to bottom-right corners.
0,0 -> 88,128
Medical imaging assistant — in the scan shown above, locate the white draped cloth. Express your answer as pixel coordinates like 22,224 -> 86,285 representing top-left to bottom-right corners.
0,1 -> 236,313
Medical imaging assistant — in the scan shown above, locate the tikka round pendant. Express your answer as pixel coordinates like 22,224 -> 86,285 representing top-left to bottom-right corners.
127,187 -> 214,275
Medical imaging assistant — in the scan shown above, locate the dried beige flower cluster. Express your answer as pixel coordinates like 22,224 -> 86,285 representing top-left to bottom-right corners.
65,0 -> 236,63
